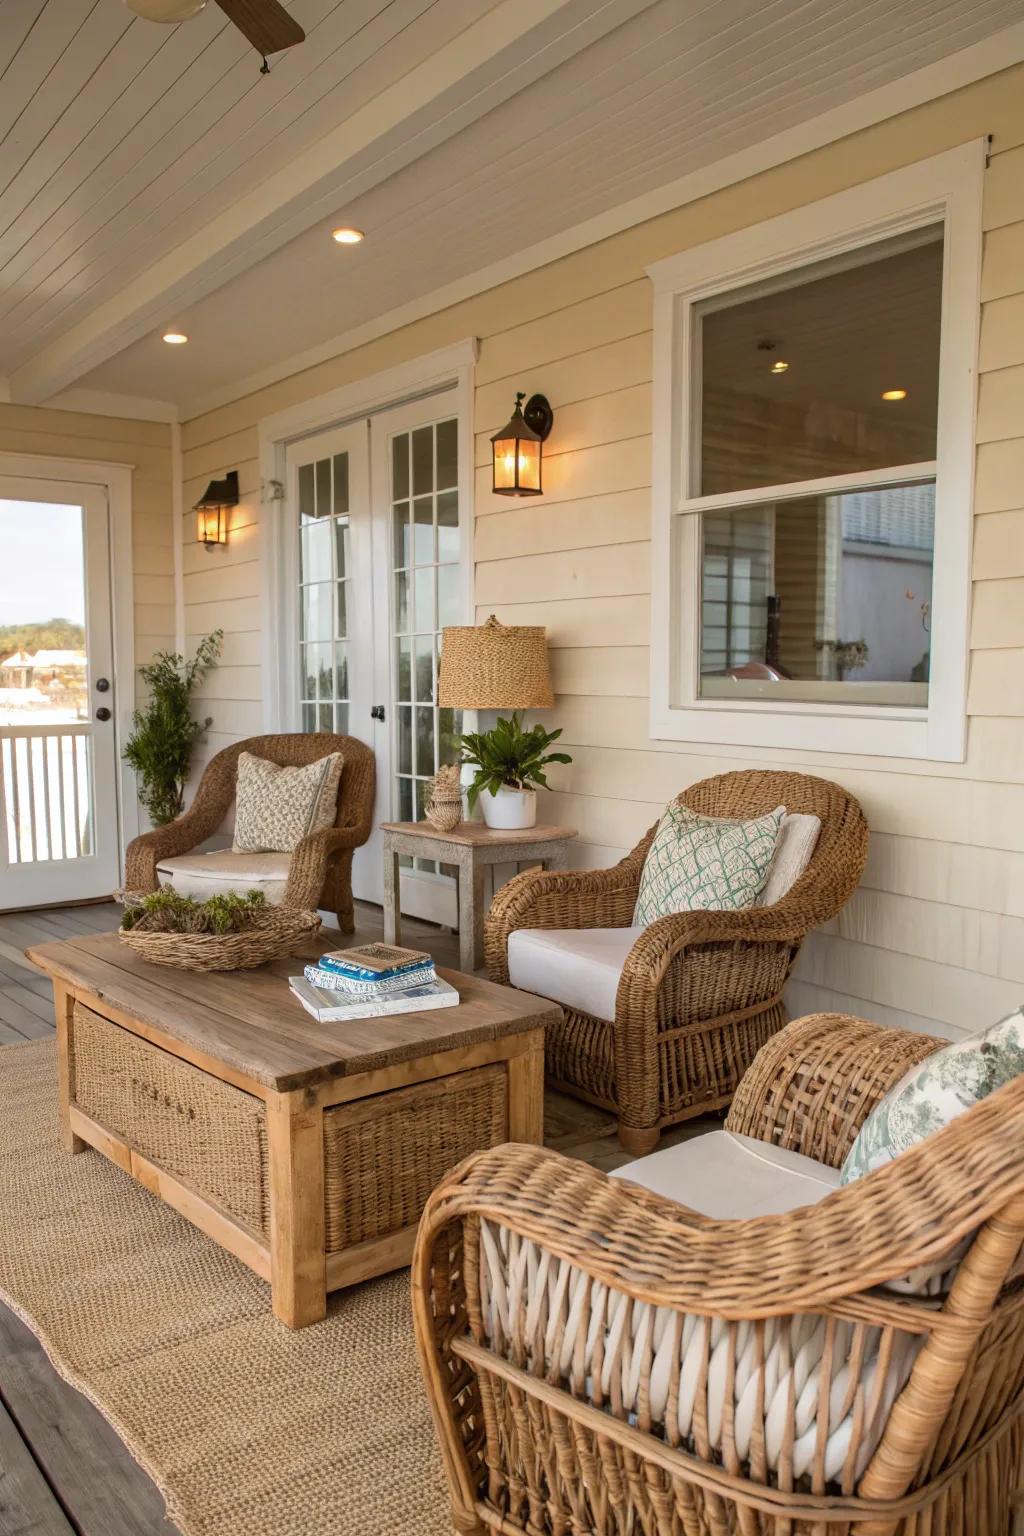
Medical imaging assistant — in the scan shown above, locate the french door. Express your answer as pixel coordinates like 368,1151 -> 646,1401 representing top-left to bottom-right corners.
0,480 -> 120,908
284,393 -> 467,923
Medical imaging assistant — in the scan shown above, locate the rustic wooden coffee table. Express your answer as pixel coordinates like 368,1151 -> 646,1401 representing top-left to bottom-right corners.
28,932 -> 558,1329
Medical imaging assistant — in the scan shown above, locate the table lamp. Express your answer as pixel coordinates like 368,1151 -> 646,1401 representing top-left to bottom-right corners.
438,614 -> 554,710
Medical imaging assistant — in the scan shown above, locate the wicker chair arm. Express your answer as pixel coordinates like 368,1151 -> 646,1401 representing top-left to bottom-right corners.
619,905 -> 805,986
726,1013 -> 944,1169
484,852 -> 647,983
282,825 -> 365,909
419,1104 -> 1024,1318
122,802 -> 228,892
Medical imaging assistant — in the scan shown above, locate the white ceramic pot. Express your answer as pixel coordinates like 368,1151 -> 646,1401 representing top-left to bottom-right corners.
479,785 -> 537,830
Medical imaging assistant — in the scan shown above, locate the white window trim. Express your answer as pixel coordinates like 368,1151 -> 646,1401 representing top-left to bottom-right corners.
647,141 -> 984,763
257,337 -> 477,734
0,451 -> 138,860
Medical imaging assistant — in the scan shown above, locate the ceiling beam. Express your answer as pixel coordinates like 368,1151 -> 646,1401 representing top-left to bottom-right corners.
9,0 -> 655,406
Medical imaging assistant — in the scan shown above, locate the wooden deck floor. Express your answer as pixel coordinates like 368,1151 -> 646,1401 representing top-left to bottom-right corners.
0,900 -> 700,1534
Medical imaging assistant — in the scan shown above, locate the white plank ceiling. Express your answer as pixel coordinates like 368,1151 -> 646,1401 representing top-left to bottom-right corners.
0,0 -> 1020,414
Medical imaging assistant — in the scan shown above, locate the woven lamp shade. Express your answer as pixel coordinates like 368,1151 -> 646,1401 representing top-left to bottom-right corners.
438,614 -> 554,709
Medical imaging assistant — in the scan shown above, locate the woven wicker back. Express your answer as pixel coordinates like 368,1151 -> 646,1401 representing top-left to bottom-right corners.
675,768 -> 868,927
196,732 -> 376,841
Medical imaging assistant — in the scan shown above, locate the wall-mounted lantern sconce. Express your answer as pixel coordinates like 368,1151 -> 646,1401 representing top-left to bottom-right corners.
194,470 -> 239,552
490,392 -> 553,496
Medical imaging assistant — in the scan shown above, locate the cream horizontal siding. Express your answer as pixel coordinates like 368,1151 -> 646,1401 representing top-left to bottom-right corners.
178,61 -> 1024,1037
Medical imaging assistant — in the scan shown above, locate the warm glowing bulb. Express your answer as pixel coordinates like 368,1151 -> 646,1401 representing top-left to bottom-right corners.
162,331 -> 188,345
881,388 -> 908,401
331,227 -> 364,245
770,360 -> 789,374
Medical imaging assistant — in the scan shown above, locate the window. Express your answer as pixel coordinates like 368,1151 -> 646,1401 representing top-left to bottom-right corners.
648,144 -> 982,761
297,449 -> 351,735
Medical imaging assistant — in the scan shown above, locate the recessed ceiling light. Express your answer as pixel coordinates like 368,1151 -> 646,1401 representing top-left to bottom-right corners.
881,388 -> 908,401
770,360 -> 789,374
331,227 -> 364,245
162,331 -> 189,345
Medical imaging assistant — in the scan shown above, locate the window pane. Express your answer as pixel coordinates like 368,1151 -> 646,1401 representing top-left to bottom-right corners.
396,637 -> 412,701
302,583 -> 331,642
300,644 -> 318,700
315,457 -> 331,517
393,503 -> 410,568
415,706 -> 435,775
393,435 -> 409,502
412,426 -> 433,496
438,706 -> 462,765
333,453 -> 349,515
334,517 -> 349,579
413,498 -> 434,564
300,519 -> 331,582
335,645 -> 348,700
302,702 -> 316,731
298,463 -> 315,522
336,581 -> 347,639
318,703 -> 332,732
334,702 -> 348,735
394,570 -> 409,634
414,637 -> 434,703
396,705 -> 413,774
437,490 -> 459,562
436,419 -> 457,490
397,776 -> 413,823
698,481 -> 934,706
698,231 -> 943,496
413,567 -> 434,633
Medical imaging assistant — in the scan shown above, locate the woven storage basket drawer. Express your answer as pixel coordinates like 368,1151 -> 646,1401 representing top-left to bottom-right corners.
322,1063 -> 507,1253
72,1003 -> 270,1236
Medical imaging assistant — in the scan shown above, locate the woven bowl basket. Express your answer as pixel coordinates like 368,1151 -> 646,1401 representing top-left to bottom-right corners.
118,908 -> 322,972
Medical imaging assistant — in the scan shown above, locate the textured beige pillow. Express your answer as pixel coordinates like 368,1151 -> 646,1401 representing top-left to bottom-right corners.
755,812 -> 821,907
232,751 -> 343,854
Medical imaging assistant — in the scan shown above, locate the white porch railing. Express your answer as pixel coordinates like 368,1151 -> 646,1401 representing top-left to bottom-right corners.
0,725 -> 94,866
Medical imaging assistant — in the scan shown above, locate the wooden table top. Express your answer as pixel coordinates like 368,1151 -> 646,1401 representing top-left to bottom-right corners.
27,932 -> 560,1095
381,820 -> 577,847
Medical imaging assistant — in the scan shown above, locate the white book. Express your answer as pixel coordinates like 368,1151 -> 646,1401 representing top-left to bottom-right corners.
288,974 -> 459,1023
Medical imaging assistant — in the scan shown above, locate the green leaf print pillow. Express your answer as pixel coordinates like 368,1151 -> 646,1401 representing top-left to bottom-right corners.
841,1006 -> 1024,1185
633,803 -> 784,926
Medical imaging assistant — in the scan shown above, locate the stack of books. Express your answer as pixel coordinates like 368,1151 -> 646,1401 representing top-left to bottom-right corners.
289,942 -> 458,1022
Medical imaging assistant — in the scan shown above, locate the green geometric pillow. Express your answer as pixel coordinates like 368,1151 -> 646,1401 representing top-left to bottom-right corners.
840,1005 -> 1024,1184
633,803 -> 784,926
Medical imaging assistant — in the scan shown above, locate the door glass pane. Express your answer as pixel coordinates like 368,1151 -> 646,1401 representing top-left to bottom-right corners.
697,229 -> 943,496
296,451 -> 352,736
387,419 -> 461,829
0,500 -> 94,864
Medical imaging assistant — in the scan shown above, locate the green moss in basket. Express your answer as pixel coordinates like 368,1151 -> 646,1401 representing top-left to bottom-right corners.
120,887 -> 267,936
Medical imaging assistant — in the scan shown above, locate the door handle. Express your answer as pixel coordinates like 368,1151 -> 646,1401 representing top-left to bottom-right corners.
96,677 -> 110,692
370,704 -> 385,722
95,707 -> 112,722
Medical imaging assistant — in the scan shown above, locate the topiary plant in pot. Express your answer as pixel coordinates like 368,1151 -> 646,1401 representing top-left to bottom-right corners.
457,711 -> 571,829
123,630 -> 222,826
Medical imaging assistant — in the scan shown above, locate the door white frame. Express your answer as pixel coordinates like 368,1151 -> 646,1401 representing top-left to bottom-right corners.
258,339 -> 477,919
258,337 -> 478,736
0,452 -> 137,871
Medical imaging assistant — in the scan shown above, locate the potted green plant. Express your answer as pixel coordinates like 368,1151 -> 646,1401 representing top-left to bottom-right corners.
457,712 -> 571,830
123,631 -> 222,826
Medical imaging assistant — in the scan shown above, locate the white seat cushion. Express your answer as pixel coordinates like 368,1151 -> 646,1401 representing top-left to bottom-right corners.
611,1129 -> 840,1218
507,927 -> 644,1023
156,850 -> 291,904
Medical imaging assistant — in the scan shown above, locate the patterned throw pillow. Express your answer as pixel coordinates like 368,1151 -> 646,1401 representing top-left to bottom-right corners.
841,1006 -> 1024,1184
633,803 -> 784,926
232,751 -> 343,854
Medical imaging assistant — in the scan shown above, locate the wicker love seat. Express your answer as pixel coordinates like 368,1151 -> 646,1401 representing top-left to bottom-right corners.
124,732 -> 375,932
486,769 -> 868,1152
415,1012 -> 1024,1536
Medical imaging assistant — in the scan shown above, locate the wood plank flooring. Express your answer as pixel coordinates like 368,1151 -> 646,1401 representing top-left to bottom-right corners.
0,898 -> 713,1534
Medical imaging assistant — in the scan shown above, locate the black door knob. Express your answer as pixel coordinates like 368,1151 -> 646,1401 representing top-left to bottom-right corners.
370,704 -> 385,722
96,677 -> 110,692
95,707 -> 112,722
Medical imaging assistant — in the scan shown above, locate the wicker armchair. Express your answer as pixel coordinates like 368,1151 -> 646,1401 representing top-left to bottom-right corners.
124,733 -> 375,931
486,769 -> 867,1152
414,1013 -> 1024,1536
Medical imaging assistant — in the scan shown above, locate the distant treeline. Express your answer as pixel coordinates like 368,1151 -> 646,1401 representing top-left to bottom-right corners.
0,618 -> 86,655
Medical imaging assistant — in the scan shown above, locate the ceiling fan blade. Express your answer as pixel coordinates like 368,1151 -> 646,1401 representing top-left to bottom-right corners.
213,0 -> 304,55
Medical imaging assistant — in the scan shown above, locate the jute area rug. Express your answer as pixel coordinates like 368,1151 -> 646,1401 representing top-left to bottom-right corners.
0,1039 -> 454,1536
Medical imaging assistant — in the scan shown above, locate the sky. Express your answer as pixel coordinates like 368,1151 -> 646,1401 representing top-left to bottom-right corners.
0,501 -> 86,629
